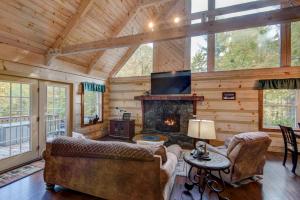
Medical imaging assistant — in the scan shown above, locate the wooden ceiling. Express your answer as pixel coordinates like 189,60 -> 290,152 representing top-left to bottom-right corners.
0,0 -> 299,79
0,0 -> 181,78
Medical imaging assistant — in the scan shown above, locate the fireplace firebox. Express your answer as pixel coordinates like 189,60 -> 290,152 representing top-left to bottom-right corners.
156,113 -> 180,132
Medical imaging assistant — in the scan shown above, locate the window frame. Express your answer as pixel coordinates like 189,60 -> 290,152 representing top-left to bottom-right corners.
81,90 -> 103,127
258,90 -> 300,132
189,0 -> 298,73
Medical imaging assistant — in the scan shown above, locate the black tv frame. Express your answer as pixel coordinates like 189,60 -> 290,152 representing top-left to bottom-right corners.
150,70 -> 191,95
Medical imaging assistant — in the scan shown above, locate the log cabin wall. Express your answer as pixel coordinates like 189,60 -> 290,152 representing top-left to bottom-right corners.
109,66 -> 300,153
0,44 -> 109,139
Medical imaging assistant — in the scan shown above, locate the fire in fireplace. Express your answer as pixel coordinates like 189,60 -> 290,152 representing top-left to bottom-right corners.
164,118 -> 176,126
156,113 -> 180,132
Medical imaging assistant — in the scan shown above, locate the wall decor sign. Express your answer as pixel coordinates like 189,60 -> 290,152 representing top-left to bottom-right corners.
222,92 -> 236,100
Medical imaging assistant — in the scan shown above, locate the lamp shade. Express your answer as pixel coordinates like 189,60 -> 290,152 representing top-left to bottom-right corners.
187,119 -> 216,140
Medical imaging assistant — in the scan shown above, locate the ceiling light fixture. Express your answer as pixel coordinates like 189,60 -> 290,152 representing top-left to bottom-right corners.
174,17 -> 180,23
148,21 -> 154,29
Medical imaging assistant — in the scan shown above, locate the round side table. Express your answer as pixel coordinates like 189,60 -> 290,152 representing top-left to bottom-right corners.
183,151 -> 231,200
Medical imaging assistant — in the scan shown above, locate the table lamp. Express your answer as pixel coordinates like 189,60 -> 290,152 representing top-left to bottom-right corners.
188,119 -> 216,159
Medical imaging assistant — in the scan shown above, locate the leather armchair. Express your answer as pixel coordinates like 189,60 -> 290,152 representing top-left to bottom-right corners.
202,132 -> 271,184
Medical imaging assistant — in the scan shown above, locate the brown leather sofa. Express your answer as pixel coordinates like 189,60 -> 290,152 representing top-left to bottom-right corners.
43,137 -> 181,200
203,132 -> 272,184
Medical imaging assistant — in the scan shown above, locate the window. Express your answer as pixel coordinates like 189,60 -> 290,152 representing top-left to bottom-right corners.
215,0 -> 259,8
0,82 -> 31,159
216,6 -> 279,20
115,43 -> 153,77
215,25 -> 280,71
191,0 -> 208,13
46,86 -> 68,140
292,21 -> 300,66
82,91 -> 103,126
261,90 -> 300,129
191,35 -> 208,72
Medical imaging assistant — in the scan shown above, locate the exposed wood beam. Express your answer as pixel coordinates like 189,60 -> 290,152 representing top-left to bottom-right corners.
139,0 -> 176,8
60,6 -> 300,55
0,32 -> 45,55
109,45 -> 139,77
87,0 -> 179,74
87,2 -> 141,74
109,0 -> 181,77
46,0 -> 94,66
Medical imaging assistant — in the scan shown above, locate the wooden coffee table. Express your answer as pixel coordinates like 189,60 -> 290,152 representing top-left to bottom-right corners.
132,133 -> 169,143
184,151 -> 231,200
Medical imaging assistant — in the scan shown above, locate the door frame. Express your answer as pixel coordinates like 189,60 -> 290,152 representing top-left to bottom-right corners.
0,75 -> 39,172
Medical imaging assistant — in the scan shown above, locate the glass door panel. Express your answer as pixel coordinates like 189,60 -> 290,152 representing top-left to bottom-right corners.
0,76 -> 38,172
46,85 -> 68,140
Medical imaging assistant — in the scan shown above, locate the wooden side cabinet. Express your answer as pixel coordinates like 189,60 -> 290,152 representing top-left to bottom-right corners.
109,119 -> 135,140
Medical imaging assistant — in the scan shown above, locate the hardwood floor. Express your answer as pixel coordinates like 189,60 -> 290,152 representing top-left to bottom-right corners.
0,153 -> 300,200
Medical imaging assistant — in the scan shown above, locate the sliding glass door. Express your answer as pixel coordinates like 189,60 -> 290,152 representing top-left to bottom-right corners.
0,75 -> 38,172
39,82 -> 70,153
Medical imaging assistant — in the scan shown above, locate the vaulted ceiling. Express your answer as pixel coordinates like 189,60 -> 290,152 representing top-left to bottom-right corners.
0,0 -> 182,79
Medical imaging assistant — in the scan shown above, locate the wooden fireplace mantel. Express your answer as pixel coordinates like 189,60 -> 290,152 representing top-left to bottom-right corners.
134,95 -> 204,101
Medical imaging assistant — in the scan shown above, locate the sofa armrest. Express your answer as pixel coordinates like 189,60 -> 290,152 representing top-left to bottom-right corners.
224,137 -> 233,148
206,144 -> 227,157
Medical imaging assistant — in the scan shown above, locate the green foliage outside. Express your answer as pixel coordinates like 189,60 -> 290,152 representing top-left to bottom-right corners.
191,36 -> 207,72
263,90 -> 297,128
292,22 -> 300,66
116,44 -> 153,77
84,91 -> 100,124
0,82 -> 30,118
47,86 -> 67,119
215,25 -> 280,71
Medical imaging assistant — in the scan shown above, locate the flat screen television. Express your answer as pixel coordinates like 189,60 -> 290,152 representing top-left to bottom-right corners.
151,70 -> 191,95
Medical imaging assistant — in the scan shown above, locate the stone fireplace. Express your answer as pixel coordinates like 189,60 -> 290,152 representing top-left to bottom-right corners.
134,95 -> 204,148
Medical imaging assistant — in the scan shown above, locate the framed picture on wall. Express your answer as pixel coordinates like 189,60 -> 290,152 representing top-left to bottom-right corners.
222,92 -> 236,100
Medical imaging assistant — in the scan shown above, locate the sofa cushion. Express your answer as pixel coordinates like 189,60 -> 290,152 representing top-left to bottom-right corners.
167,144 -> 182,159
50,136 -> 156,161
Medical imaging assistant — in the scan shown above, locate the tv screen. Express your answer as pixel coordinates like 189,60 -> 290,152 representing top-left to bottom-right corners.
151,70 -> 191,95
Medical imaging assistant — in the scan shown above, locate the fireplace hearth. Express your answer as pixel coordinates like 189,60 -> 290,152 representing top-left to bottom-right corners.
134,95 -> 204,148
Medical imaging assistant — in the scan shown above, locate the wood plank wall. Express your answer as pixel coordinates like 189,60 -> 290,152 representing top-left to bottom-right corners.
0,47 -> 109,139
109,67 -> 300,152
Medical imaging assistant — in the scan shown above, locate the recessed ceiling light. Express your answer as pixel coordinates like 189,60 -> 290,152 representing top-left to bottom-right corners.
174,17 -> 180,23
148,21 -> 154,29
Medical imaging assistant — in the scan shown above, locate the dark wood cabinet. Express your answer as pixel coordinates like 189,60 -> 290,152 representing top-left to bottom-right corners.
109,119 -> 135,140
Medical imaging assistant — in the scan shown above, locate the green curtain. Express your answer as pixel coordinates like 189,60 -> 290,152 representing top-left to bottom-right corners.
258,78 -> 300,89
82,82 -> 105,93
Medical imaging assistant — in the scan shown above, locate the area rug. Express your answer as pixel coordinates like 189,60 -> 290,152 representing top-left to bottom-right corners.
175,149 -> 191,177
0,160 -> 45,188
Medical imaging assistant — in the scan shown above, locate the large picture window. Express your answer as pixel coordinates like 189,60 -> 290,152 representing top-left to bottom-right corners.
115,43 -> 153,77
191,35 -> 208,72
292,21 -> 300,66
260,90 -> 300,129
215,25 -> 280,71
